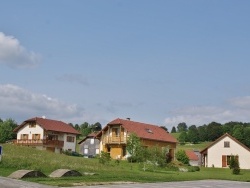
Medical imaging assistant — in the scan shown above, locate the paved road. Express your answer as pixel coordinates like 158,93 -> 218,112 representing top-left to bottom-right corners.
1,177 -> 250,188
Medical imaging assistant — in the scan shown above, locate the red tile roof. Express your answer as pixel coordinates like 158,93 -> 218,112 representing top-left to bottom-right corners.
14,117 -> 80,135
185,150 -> 199,161
99,118 -> 177,143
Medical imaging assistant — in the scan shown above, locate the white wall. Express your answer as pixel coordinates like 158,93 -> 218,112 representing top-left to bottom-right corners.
207,136 -> 250,169
17,123 -> 44,139
63,134 -> 77,152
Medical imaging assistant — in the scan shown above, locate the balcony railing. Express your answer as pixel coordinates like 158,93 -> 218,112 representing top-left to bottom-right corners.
102,136 -> 127,144
14,139 -> 64,148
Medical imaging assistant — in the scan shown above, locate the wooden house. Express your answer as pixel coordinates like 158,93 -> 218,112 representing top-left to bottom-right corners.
96,118 -> 177,160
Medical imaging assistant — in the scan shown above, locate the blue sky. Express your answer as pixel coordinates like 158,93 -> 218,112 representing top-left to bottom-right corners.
1,0 -> 250,129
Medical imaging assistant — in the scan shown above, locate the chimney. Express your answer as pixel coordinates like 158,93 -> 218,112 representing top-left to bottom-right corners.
42,116 -> 46,119
126,118 -> 130,121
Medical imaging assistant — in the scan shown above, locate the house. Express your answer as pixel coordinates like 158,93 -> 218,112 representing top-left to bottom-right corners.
200,133 -> 250,169
78,132 -> 100,158
185,150 -> 200,166
96,118 -> 177,160
14,117 -> 80,153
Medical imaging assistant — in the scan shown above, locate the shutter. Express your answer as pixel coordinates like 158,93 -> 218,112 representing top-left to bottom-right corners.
222,155 -> 227,167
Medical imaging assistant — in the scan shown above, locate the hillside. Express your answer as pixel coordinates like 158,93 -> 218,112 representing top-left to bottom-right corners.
1,143 -> 250,186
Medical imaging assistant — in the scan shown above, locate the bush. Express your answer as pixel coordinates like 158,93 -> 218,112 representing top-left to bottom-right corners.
229,155 -> 240,175
176,150 -> 189,165
98,151 -> 111,165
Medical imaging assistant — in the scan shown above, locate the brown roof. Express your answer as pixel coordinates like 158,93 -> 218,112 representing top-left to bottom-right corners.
14,117 -> 80,135
185,150 -> 199,161
200,133 -> 250,154
97,118 -> 177,143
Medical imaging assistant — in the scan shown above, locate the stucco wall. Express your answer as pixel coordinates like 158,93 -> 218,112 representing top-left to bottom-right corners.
17,123 -> 44,139
63,134 -> 77,152
207,136 -> 250,169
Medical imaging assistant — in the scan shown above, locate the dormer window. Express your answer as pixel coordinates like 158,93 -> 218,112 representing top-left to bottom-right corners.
146,128 -> 153,134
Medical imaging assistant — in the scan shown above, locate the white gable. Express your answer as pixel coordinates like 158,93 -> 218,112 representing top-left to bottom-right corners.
206,135 -> 250,169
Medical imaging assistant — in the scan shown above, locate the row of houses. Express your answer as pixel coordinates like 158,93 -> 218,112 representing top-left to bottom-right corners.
13,117 -> 250,169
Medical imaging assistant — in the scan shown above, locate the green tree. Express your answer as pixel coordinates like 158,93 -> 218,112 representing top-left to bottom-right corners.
197,125 -> 207,142
229,155 -> 240,175
171,126 -> 177,133
176,150 -> 189,165
243,127 -> 250,148
178,131 -> 187,144
187,125 -> 199,144
206,122 -> 223,141
92,122 -> 102,131
126,133 -> 143,162
0,118 -> 17,143
232,125 -> 244,143
177,122 -> 188,132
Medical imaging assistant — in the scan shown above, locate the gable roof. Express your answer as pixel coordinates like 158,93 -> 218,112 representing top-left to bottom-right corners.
97,118 -> 177,143
14,117 -> 80,135
185,150 -> 199,161
78,132 -> 99,144
200,133 -> 250,154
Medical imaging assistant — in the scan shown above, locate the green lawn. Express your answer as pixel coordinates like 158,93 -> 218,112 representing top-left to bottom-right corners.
0,143 -> 249,187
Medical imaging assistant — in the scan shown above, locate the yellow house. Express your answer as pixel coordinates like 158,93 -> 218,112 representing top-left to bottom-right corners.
96,118 -> 177,160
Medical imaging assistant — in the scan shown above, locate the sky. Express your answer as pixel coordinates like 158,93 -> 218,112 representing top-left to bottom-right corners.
1,0 -> 250,129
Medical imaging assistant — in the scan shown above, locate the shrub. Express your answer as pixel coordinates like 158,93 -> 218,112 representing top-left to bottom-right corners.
98,151 -> 111,165
229,155 -> 240,175
176,150 -> 189,165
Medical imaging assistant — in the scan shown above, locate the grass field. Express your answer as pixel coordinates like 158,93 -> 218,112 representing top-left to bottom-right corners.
0,143 -> 250,186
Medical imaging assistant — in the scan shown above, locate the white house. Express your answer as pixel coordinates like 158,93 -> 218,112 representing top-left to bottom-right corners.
200,133 -> 250,169
14,117 -> 80,153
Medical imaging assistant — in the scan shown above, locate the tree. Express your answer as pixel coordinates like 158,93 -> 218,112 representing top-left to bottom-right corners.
177,122 -> 188,132
126,133 -> 143,162
187,125 -> 199,144
160,126 -> 168,132
0,118 -> 17,143
206,122 -> 223,141
243,127 -> 250,148
80,122 -> 91,136
232,125 -> 244,143
178,131 -> 187,144
92,122 -> 102,131
197,125 -> 208,142
171,126 -> 177,133
176,150 -> 189,165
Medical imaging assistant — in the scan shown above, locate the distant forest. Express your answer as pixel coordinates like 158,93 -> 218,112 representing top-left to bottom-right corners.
170,121 -> 250,148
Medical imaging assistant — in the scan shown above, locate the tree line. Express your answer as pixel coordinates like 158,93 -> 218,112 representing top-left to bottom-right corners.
170,121 -> 250,148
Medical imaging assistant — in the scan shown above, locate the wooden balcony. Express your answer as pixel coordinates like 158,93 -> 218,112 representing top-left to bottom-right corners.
14,139 -> 64,148
102,136 -> 127,144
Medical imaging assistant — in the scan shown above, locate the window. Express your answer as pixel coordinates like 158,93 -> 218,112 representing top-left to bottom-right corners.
21,134 -> 28,140
67,136 -> 75,142
224,141 -> 230,148
84,148 -> 88,154
90,138 -> 94,144
29,122 -> 36,128
32,134 -> 40,140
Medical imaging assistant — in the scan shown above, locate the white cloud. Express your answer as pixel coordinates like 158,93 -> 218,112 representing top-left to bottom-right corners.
0,32 -> 40,69
164,97 -> 250,128
0,84 -> 85,124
